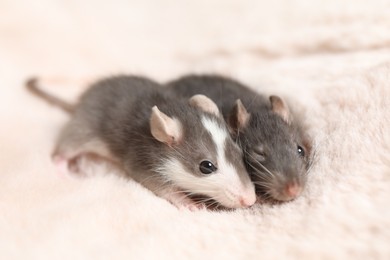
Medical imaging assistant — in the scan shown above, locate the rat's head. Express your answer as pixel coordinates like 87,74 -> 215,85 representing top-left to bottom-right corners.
228,96 -> 311,202
149,95 -> 256,209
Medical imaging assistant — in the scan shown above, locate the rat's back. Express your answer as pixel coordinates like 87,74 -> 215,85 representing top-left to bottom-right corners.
53,75 -> 164,165
166,74 -> 269,115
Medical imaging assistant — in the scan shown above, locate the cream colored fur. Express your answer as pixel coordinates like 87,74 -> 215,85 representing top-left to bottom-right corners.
1,0 -> 389,259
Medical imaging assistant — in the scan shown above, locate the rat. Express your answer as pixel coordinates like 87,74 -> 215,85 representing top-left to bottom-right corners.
26,75 -> 256,210
165,75 -> 312,202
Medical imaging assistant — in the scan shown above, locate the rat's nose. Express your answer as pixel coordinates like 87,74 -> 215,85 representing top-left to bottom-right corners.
239,194 -> 256,207
284,182 -> 302,199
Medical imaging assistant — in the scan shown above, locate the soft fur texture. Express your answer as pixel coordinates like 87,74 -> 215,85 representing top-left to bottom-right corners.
1,0 -> 390,259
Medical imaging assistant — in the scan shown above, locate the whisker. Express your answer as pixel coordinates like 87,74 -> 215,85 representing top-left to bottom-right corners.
256,162 -> 275,178
252,181 -> 275,189
243,156 -> 274,181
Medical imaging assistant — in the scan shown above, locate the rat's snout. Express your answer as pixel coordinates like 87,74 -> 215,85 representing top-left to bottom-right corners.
239,195 -> 256,207
223,184 -> 256,208
284,182 -> 302,199
236,184 -> 257,208
273,180 -> 302,202
261,165 -> 306,202
263,180 -> 303,202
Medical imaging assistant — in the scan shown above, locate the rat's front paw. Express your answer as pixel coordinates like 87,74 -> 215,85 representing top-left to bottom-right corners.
179,201 -> 206,211
164,190 -> 205,211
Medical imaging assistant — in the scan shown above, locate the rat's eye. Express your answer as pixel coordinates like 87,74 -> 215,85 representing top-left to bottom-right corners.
297,145 -> 305,157
199,160 -> 217,174
252,146 -> 267,162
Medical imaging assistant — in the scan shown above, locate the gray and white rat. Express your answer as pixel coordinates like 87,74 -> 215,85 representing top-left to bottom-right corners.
166,75 -> 312,202
26,76 -> 256,210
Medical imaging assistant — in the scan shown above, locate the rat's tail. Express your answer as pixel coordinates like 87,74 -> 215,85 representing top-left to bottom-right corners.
26,77 -> 75,114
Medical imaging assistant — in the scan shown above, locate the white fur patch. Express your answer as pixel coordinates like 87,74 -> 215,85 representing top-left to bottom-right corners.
201,116 -> 227,154
200,116 -> 237,176
157,158 -> 216,195
200,117 -> 249,200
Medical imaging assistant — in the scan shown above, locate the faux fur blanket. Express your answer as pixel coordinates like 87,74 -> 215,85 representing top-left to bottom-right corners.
1,0 -> 389,259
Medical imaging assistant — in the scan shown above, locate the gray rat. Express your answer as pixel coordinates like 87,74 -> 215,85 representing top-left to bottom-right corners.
26,76 -> 256,210
166,75 -> 312,202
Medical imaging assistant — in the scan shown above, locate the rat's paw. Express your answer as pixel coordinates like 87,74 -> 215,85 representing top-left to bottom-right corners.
180,201 -> 206,212
52,153 -> 119,178
68,156 -> 82,173
192,203 -> 206,211
52,155 -> 71,177
52,154 -> 87,177
163,191 -> 204,211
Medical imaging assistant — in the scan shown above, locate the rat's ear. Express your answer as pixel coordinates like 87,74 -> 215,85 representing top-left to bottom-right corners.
150,106 -> 182,146
188,94 -> 220,117
270,95 -> 291,124
228,99 -> 250,132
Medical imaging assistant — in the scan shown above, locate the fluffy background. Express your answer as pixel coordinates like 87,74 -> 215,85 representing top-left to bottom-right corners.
1,0 -> 389,259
